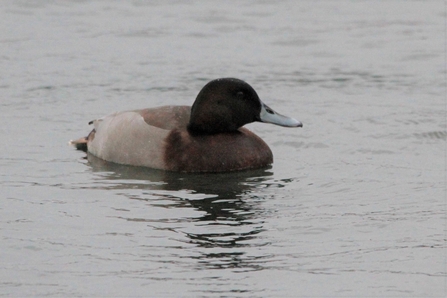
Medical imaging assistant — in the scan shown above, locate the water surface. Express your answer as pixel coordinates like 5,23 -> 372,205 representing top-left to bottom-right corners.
1,0 -> 445,297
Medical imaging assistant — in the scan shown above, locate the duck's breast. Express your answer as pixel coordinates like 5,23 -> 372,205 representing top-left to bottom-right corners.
164,127 -> 273,172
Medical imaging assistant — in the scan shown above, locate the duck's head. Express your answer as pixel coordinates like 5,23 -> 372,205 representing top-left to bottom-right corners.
187,78 -> 302,134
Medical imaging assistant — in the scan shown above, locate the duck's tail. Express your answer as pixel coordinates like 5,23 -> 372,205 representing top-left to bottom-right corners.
70,124 -> 97,152
69,137 -> 88,152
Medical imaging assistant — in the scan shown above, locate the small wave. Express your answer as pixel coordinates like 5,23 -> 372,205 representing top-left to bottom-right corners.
414,131 -> 447,140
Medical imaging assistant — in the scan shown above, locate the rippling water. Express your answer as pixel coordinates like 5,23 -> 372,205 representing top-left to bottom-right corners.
1,0 -> 445,297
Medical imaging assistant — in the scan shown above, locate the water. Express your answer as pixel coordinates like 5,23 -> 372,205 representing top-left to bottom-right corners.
1,0 -> 445,296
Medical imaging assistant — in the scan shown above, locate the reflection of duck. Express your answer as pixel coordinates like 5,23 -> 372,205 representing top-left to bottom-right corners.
71,78 -> 302,172
87,152 -> 274,234
86,153 -> 291,271
86,152 -> 274,200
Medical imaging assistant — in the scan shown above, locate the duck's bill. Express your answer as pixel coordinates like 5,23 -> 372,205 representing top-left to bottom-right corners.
259,102 -> 303,127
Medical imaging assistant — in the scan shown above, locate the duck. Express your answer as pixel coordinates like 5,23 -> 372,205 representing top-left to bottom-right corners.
70,78 -> 302,172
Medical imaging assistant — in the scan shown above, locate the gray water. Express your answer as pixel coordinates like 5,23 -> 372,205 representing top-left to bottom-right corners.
1,0 -> 445,297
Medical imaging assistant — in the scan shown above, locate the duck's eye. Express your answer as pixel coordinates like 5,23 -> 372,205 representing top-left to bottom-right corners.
236,91 -> 244,98
264,104 -> 274,114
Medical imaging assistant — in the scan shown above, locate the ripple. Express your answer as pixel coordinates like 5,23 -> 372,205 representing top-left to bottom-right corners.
414,131 -> 447,140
